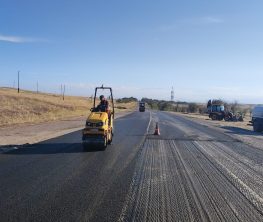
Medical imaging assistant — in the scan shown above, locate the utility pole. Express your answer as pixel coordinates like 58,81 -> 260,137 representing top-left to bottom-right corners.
17,71 -> 20,93
13,80 -> 16,89
63,84 -> 65,100
37,81 -> 39,93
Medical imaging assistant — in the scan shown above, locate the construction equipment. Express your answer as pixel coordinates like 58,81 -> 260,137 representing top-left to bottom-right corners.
207,100 -> 243,122
82,86 -> 114,150
207,100 -> 225,121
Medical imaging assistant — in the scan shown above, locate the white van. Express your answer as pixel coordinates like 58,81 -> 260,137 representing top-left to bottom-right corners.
252,105 -> 263,132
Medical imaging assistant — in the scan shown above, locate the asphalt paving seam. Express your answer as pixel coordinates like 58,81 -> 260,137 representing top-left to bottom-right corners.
118,111 -> 153,222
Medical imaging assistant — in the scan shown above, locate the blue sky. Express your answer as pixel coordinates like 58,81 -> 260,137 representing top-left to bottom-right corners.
0,0 -> 263,103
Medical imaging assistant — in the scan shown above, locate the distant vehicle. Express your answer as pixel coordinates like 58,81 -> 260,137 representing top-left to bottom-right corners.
139,102 -> 145,112
251,105 -> 263,132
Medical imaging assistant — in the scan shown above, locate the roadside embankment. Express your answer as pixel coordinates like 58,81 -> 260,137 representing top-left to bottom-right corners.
0,87 -> 136,147
0,87 -> 137,127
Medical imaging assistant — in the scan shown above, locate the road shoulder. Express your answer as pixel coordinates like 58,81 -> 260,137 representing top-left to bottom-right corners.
166,111 -> 263,150
0,111 -> 133,150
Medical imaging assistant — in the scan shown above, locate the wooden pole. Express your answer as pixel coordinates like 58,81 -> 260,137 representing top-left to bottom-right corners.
17,71 -> 20,93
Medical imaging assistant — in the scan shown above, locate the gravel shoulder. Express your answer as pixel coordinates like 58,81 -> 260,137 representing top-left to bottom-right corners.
0,111 -> 133,147
167,112 -> 263,150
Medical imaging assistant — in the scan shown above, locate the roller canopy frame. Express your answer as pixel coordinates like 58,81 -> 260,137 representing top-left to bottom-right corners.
93,86 -> 115,119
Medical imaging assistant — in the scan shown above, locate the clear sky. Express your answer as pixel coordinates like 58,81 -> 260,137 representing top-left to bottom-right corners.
0,0 -> 263,103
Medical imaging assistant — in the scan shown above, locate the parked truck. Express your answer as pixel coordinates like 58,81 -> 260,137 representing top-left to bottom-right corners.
251,105 -> 263,132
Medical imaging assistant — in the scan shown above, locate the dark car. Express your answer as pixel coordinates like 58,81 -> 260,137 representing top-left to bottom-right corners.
139,102 -> 145,112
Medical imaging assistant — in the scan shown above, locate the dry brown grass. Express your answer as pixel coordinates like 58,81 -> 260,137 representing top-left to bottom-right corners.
115,102 -> 137,112
0,87 -> 136,127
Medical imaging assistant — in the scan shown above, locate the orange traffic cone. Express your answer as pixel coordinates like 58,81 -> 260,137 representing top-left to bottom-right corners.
154,122 -> 160,135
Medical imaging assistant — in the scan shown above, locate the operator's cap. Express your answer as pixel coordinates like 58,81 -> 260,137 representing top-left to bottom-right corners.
99,95 -> 105,100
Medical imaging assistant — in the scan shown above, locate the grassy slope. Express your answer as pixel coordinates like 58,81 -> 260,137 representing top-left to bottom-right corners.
0,88 -> 136,127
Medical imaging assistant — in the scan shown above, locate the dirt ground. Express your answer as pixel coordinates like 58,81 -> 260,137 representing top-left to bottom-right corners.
0,112 -> 132,147
176,112 -> 253,130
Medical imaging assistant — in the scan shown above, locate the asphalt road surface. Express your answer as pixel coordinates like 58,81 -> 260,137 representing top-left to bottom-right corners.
1,111 -> 263,222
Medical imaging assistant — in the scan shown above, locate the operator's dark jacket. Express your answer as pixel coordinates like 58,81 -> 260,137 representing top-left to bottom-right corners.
97,100 -> 109,112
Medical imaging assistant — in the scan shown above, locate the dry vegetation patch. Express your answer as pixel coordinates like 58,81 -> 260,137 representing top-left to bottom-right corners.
0,88 -> 136,127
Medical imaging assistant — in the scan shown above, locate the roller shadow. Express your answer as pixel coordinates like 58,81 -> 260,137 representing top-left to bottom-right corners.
1,142 -> 106,155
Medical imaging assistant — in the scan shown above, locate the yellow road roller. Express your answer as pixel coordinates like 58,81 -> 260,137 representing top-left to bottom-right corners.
82,86 -> 114,150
